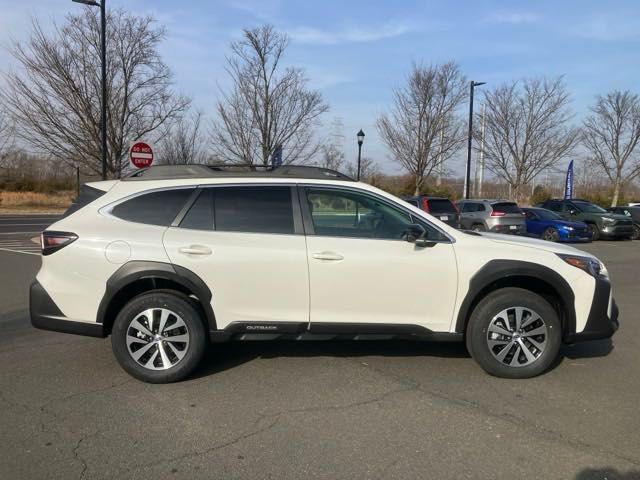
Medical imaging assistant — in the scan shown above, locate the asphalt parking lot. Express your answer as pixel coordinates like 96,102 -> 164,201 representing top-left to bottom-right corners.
0,215 -> 639,479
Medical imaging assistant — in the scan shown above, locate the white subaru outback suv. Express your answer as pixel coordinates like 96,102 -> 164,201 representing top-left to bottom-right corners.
30,165 -> 618,383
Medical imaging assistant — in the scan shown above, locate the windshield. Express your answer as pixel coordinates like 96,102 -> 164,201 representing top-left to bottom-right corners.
427,199 -> 457,214
574,201 -> 607,213
491,202 -> 522,214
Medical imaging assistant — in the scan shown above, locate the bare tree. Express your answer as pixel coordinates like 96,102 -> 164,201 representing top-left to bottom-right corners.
377,62 -> 467,195
317,117 -> 346,171
1,9 -> 189,178
210,25 -> 329,166
346,157 -> 379,183
157,111 -> 207,165
0,109 -> 15,168
583,90 -> 640,206
480,77 -> 580,201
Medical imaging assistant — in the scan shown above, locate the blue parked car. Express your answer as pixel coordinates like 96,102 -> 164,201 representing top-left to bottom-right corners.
522,207 -> 592,242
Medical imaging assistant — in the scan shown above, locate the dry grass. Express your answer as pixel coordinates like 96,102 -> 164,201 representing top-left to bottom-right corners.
0,191 -> 73,213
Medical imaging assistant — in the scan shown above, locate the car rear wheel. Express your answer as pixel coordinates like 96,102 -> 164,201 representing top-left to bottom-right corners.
632,224 -> 640,240
472,223 -> 486,232
587,223 -> 600,241
466,288 -> 561,379
542,227 -> 560,242
112,291 -> 207,383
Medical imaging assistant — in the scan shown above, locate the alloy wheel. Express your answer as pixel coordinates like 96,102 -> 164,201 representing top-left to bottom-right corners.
486,307 -> 547,367
126,308 -> 190,370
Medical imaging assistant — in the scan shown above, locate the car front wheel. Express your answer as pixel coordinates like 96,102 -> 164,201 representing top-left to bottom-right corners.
632,224 -> 640,240
111,291 -> 207,383
466,288 -> 561,379
542,227 -> 559,242
587,223 -> 600,241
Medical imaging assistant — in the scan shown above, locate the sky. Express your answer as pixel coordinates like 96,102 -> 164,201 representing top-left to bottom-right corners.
1,0 -> 639,175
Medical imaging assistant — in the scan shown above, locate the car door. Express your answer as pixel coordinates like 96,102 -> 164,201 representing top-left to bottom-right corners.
301,185 -> 458,333
163,185 -> 309,330
523,210 -> 541,236
458,202 -> 474,229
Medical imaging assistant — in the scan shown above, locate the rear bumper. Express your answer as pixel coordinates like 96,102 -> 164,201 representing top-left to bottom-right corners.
30,280 -> 105,337
489,224 -> 526,235
565,276 -> 619,343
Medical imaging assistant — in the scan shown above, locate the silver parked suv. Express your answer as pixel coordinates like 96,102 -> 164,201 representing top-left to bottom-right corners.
457,200 -> 526,235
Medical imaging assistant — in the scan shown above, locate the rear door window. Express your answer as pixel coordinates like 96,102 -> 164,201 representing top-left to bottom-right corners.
111,188 -> 194,226
214,186 -> 294,234
180,189 -> 214,230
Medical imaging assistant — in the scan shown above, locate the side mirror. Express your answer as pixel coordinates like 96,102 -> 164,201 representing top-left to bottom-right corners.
404,223 -> 435,247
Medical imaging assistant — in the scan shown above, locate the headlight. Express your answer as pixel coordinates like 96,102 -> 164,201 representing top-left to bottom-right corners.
561,226 -> 574,231
557,254 -> 606,277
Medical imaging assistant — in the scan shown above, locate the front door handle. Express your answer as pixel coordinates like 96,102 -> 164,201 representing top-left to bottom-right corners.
179,245 -> 212,256
311,252 -> 344,261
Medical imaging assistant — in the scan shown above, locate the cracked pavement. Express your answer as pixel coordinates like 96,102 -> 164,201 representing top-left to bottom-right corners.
1,242 -> 639,479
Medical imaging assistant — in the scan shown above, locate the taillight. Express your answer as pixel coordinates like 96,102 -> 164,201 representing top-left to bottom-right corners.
421,199 -> 430,212
41,231 -> 78,256
490,211 -> 506,217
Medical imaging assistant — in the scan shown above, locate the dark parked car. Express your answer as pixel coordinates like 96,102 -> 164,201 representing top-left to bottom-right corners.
403,196 -> 459,228
607,206 -> 640,240
521,207 -> 591,243
536,199 -> 633,240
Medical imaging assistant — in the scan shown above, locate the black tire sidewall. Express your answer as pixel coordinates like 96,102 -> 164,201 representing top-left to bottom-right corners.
111,291 -> 207,383
588,223 -> 600,241
466,288 -> 562,379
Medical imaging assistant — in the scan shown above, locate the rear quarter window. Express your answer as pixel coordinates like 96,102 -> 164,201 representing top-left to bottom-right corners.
111,188 -> 194,226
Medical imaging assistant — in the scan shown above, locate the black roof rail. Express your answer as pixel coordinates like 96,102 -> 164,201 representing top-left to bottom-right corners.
123,164 -> 354,181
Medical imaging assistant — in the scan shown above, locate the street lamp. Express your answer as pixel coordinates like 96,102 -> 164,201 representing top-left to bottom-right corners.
72,0 -> 107,181
464,80 -> 486,199
356,129 -> 365,181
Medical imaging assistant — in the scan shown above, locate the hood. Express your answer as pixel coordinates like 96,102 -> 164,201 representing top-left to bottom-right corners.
553,219 -> 587,228
478,232 -> 596,257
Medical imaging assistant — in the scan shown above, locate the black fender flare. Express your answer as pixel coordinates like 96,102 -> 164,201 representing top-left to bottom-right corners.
455,259 -> 576,337
96,261 -> 216,331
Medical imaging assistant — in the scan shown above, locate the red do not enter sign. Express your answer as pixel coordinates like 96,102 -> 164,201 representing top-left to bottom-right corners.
130,142 -> 154,168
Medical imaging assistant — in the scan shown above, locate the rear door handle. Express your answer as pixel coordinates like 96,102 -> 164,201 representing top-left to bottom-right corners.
179,245 -> 212,256
311,252 -> 344,261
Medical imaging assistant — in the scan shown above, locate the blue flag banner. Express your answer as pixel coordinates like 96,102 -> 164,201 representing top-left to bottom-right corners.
564,160 -> 574,200
272,144 -> 283,167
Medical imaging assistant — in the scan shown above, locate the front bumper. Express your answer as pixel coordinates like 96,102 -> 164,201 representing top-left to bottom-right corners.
30,280 -> 105,337
565,276 -> 619,343
600,224 -> 633,239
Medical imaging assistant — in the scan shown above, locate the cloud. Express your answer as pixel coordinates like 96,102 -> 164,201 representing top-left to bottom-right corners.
288,21 -> 417,45
566,16 -> 640,41
483,12 -> 540,25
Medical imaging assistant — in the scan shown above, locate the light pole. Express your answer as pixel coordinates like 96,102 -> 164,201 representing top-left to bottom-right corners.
356,129 -> 365,180
464,80 -> 485,199
72,0 -> 107,180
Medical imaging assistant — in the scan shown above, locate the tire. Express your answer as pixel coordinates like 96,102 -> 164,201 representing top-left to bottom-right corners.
111,291 -> 208,383
466,288 -> 561,379
542,227 -> 560,242
587,223 -> 600,241
632,224 -> 640,240
472,223 -> 486,232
